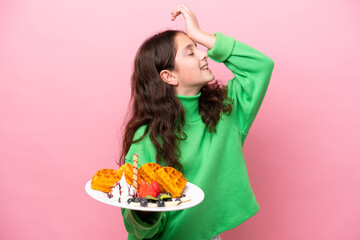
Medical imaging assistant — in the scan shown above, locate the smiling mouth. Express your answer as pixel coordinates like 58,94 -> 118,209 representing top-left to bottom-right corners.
200,64 -> 209,71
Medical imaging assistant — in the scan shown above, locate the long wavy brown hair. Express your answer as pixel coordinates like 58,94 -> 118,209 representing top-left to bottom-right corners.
119,30 -> 233,172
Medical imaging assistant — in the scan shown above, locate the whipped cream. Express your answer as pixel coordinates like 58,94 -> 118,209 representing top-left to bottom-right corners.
107,183 -> 121,202
106,172 -> 136,203
119,172 -> 137,202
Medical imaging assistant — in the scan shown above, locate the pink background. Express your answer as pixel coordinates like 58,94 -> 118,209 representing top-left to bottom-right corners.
1,0 -> 359,239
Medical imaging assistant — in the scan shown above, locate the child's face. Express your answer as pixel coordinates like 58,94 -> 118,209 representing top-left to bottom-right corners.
173,33 -> 214,95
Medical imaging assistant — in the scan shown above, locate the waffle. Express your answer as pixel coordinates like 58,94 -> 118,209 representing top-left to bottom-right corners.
138,163 -> 166,192
155,167 -> 187,198
117,163 -> 144,185
91,169 -> 120,193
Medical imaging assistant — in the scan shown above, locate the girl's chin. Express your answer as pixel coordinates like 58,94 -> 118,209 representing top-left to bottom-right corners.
207,74 -> 215,81
202,70 -> 214,78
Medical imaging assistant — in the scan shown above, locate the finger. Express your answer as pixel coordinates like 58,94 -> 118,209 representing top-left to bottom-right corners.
171,5 -> 191,17
181,4 -> 192,14
180,4 -> 195,19
171,4 -> 189,13
170,10 -> 181,21
170,9 -> 181,19
171,7 -> 192,21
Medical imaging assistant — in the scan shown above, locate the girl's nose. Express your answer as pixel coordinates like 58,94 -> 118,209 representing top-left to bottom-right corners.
199,51 -> 208,61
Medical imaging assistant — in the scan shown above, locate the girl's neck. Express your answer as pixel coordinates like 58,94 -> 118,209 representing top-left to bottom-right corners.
175,86 -> 202,96
176,92 -> 201,122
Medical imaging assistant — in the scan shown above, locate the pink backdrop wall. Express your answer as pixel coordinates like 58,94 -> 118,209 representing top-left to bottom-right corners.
1,0 -> 359,239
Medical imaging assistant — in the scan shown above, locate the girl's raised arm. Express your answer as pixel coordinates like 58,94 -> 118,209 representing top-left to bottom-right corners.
171,4 -> 216,50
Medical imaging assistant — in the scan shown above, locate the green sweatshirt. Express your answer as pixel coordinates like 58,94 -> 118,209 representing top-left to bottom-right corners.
121,32 -> 274,240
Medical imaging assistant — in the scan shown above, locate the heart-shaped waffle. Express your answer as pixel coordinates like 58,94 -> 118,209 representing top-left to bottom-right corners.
155,167 -> 187,198
117,163 -> 144,185
91,169 -> 120,193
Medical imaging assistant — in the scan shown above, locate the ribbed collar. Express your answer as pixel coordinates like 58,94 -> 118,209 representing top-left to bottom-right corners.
176,92 -> 202,122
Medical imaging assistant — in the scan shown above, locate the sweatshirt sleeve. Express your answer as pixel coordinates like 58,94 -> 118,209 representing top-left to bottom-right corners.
208,32 -> 274,141
121,209 -> 168,239
121,126 -> 168,239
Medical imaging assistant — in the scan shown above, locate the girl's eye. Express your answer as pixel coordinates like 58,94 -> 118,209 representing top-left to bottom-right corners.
188,52 -> 194,56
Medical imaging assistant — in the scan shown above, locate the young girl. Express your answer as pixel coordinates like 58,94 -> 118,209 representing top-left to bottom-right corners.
119,4 -> 274,240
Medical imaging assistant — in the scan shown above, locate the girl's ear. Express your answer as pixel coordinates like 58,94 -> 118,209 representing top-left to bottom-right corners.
160,70 -> 179,86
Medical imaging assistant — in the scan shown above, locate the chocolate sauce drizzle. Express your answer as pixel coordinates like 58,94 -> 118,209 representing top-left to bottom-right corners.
107,182 -> 136,203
